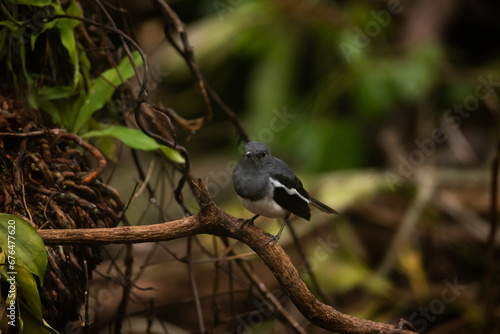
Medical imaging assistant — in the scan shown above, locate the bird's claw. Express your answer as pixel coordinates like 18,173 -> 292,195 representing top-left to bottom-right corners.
238,218 -> 255,229
238,215 -> 259,229
264,233 -> 279,246
387,318 -> 416,334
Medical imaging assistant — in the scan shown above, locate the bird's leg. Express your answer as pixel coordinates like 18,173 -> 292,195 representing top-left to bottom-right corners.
239,214 -> 260,229
264,214 -> 290,246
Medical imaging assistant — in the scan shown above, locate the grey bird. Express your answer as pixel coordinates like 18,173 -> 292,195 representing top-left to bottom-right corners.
232,141 -> 338,245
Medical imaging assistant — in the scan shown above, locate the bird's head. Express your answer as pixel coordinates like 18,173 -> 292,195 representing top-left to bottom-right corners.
243,141 -> 271,165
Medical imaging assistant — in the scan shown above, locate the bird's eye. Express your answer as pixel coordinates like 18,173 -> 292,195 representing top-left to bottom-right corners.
259,152 -> 266,158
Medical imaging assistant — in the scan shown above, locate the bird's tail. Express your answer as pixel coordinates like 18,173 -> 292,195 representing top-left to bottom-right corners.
309,197 -> 338,214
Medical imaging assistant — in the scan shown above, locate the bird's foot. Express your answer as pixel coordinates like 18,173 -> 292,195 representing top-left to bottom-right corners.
238,214 -> 259,229
238,218 -> 254,229
263,233 -> 280,246
387,318 -> 417,334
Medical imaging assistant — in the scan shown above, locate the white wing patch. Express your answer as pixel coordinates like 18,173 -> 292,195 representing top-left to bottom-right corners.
269,178 -> 310,204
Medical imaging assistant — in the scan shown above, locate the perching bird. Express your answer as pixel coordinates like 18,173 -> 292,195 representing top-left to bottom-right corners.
232,141 -> 338,245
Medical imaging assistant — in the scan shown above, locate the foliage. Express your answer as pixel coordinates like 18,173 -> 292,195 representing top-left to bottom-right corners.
0,0 -> 183,163
0,214 -> 55,333
83,125 -> 185,163
0,0 -> 141,133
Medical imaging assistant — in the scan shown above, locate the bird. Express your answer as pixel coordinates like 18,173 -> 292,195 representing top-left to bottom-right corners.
232,141 -> 338,245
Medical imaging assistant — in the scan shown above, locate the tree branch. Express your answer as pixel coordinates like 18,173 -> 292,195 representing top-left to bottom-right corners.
37,180 -> 416,334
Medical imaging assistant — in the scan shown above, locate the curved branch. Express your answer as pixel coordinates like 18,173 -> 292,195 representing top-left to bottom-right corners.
37,180 -> 416,334
153,0 -> 213,128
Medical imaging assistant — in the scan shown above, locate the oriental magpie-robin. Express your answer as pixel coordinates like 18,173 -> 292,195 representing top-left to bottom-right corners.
232,141 -> 337,245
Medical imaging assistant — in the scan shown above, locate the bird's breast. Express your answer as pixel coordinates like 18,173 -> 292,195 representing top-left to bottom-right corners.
232,166 -> 270,201
237,195 -> 289,218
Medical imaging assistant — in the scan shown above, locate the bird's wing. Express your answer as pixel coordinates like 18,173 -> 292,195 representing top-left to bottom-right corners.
268,158 -> 311,220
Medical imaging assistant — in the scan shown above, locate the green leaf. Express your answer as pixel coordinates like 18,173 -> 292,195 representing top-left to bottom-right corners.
0,21 -> 21,32
14,264 -> 43,320
0,214 -> 48,285
28,1 -> 81,87
57,0 -> 82,89
19,299 -> 58,334
0,27 -> 8,61
65,0 -> 82,26
0,245 -> 55,333
36,85 -> 74,100
16,0 -> 52,6
33,85 -> 79,126
29,2 -> 60,50
79,49 -> 91,87
37,97 -> 61,124
160,146 -> 185,164
59,21 -> 77,62
82,125 -> 185,163
73,51 -> 143,133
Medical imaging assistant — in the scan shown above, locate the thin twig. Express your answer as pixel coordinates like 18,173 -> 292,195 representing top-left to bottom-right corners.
187,236 -> 206,333
115,243 -> 134,334
153,0 -> 212,126
134,103 -> 194,216
0,128 -> 65,137
210,236 -> 221,329
219,238 -> 306,332
205,84 -> 250,143
13,138 -> 27,190
234,255 -> 308,333
130,156 -> 156,204
484,142 -> 500,333
376,169 -> 436,278
84,260 -> 90,334
130,148 -> 155,197
287,221 -> 334,306
95,0 -> 142,86
189,252 -> 256,264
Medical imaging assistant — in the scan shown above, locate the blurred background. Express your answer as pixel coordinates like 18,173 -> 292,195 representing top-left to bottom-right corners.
89,0 -> 500,333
